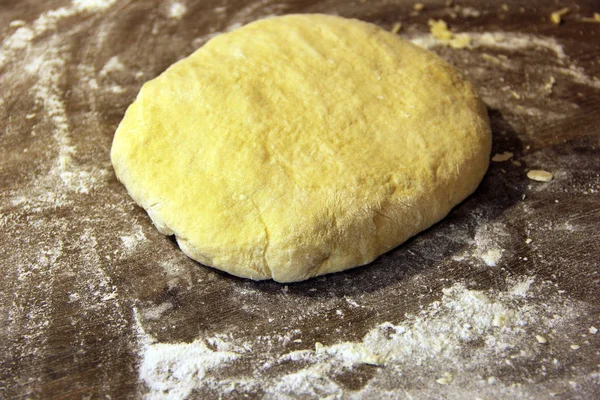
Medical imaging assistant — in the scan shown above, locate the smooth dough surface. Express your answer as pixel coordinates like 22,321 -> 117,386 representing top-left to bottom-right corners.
111,14 -> 491,282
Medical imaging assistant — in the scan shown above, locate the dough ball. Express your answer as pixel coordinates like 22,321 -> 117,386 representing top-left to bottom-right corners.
111,14 -> 491,282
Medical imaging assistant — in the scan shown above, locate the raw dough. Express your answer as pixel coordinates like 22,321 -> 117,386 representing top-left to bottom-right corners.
111,14 -> 491,282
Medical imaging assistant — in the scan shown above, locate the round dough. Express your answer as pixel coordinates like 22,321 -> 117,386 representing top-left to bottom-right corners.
111,14 -> 491,282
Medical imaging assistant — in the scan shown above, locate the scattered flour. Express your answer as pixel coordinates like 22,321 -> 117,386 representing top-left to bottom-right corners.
134,309 -> 247,399
411,31 -> 567,60
509,277 -> 534,297
481,248 -> 503,266
449,222 -> 509,267
135,277 -> 584,397
265,364 -> 341,399
167,2 -> 188,19
0,0 -> 116,198
72,0 -> 118,12
473,224 -> 508,267
141,302 -> 174,321
459,6 -> 482,18
120,225 -> 147,250
0,0 -> 118,68
99,55 -> 125,77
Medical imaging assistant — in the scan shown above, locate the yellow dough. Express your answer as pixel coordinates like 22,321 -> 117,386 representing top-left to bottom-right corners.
111,14 -> 491,282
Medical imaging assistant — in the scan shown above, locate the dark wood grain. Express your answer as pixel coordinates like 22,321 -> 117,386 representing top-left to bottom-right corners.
1,0 -> 599,398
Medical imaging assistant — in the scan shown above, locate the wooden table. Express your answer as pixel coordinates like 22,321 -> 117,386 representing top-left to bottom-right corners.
1,0 -> 599,398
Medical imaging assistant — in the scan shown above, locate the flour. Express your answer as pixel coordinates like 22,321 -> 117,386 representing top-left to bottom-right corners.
480,248 -> 503,266
135,277 -> 588,398
120,226 -> 147,250
72,0 -> 118,11
448,222 -> 509,267
265,365 -> 341,399
0,0 -> 118,69
459,6 -> 482,18
99,55 -> 126,77
134,309 -> 247,399
411,31 -> 567,60
556,64 -> 600,89
167,2 -> 188,19
2,27 -> 34,51
25,45 -> 76,187
0,0 -> 117,200
141,302 -> 174,321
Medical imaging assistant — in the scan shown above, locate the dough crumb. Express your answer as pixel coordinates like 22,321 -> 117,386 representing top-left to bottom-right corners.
391,22 -> 402,34
589,326 -> 598,334
550,8 -> 570,25
450,34 -> 471,49
429,19 -> 453,41
512,160 -> 522,167
527,169 -> 553,182
413,3 -> 425,12
9,20 -> 26,28
492,151 -> 513,162
535,335 -> 548,344
436,372 -> 453,385
545,76 -> 557,93
570,344 -> 580,350
428,19 -> 471,49
581,12 -> 600,23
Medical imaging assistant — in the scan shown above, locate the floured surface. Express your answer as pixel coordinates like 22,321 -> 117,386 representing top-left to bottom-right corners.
1,0 -> 599,398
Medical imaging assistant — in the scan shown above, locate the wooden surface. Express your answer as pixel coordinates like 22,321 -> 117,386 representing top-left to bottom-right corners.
1,0 -> 599,398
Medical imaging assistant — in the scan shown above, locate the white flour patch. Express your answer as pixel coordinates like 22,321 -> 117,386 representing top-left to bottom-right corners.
25,47 -> 71,167
72,0 -> 119,12
450,222 -> 509,267
109,84 -> 126,93
134,309 -> 247,400
459,6 -> 481,18
133,277 -> 585,397
0,0 -> 117,69
480,248 -> 503,267
24,43 -> 102,194
469,32 -> 567,59
158,258 -> 194,289
2,26 -> 34,52
120,225 -> 147,250
265,364 -> 341,399
410,31 -> 567,60
262,278 -> 585,398
99,55 -> 125,77
141,302 -> 174,321
509,276 -> 534,297
9,20 -> 26,28
0,0 -> 115,202
473,223 -> 508,267
556,64 -> 600,89
76,229 -> 121,307
167,2 -> 187,19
